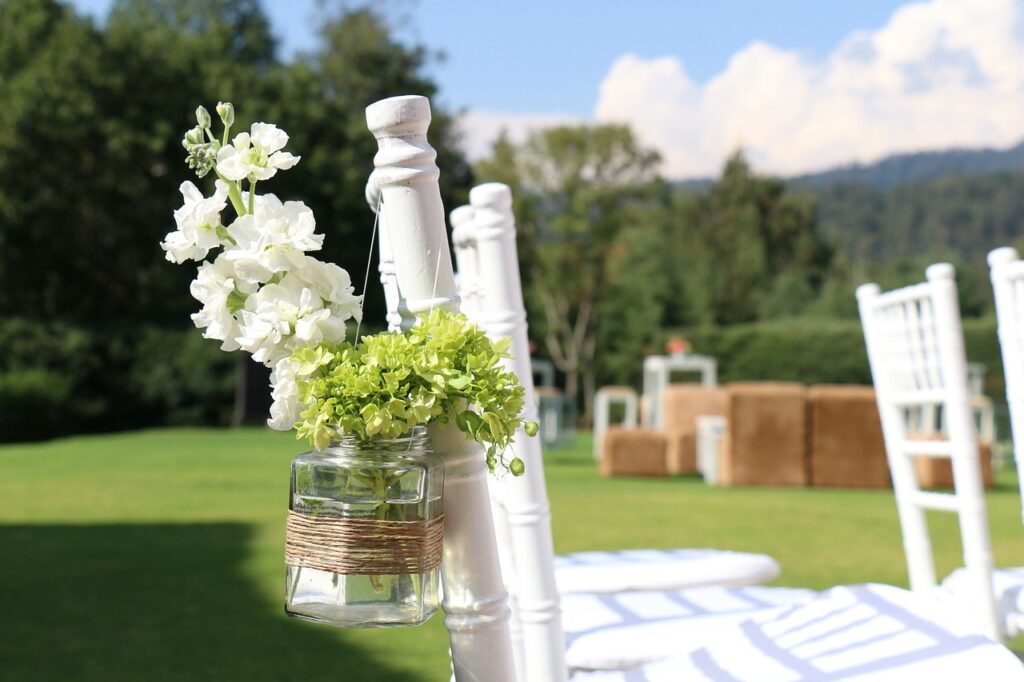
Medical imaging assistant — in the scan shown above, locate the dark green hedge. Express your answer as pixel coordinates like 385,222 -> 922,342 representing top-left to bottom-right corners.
663,316 -> 1004,400
0,319 -> 234,442
0,316 -> 1006,443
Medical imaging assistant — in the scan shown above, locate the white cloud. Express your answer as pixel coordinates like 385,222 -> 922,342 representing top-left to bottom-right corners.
595,0 -> 1024,178
455,110 -> 582,161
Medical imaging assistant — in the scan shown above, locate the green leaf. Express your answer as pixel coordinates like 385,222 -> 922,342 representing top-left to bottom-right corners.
292,309 -> 529,474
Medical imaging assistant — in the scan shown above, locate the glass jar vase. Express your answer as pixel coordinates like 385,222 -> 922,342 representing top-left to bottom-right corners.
284,426 -> 444,627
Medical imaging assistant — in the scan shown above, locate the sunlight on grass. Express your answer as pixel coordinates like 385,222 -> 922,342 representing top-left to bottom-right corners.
1,428 -> 1022,680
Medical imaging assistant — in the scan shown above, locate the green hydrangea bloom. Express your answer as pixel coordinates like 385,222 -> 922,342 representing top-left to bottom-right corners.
293,309 -> 538,475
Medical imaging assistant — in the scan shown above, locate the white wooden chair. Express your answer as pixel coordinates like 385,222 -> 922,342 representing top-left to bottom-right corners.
569,264 -> 1024,679
856,264 -> 1001,642
365,95 -> 516,682
363,96 -> 1019,681
451,183 -> 802,678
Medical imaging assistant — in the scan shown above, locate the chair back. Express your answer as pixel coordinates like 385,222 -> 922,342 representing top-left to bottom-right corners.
366,95 -> 516,681
857,263 -> 1000,641
449,183 -> 568,682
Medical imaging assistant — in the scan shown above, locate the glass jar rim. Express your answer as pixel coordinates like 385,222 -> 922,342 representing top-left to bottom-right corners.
331,425 -> 430,450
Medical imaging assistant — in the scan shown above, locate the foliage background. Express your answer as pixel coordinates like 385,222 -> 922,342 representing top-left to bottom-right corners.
2,0 -> 1023,440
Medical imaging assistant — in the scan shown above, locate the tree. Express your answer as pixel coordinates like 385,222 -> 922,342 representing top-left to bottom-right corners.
674,152 -> 833,325
256,6 -> 471,324
0,1 -> 469,326
593,182 -> 675,389
0,0 -> 474,433
0,0 -> 278,324
476,125 -> 661,422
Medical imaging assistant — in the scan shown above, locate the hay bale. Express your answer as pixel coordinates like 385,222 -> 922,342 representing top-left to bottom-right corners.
663,385 -> 727,475
910,435 -> 994,489
720,383 -> 808,486
808,385 -> 890,489
599,427 -> 668,478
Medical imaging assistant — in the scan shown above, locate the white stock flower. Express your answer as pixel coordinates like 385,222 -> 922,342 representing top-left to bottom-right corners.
295,256 -> 363,323
189,255 -> 256,351
268,357 -> 303,431
161,180 -> 229,263
160,230 -> 206,264
215,123 -> 300,182
225,195 -> 324,284
236,275 -> 347,365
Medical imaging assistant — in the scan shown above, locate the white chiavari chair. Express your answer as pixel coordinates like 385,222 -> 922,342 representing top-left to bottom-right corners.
568,264 -> 1024,680
857,264 -> 1000,642
365,95 -> 516,682
451,183 -> 811,677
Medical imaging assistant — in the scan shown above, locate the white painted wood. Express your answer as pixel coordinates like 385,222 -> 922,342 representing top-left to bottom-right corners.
857,264 -> 1000,641
365,178 -> 404,332
450,205 -> 482,320
366,95 -> 516,682
593,386 -> 639,460
449,202 -> 527,677
641,354 -> 717,428
471,182 -> 568,682
989,247 -> 1024,521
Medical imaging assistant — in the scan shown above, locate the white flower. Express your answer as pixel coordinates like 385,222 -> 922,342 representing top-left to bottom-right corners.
160,230 -> 206,264
294,256 -> 363,323
189,255 -> 256,351
160,180 -> 229,263
225,195 -> 324,283
215,123 -> 300,182
268,357 -> 303,431
236,275 -> 347,365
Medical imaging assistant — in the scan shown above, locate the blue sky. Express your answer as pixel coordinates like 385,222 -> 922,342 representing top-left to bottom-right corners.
72,0 -> 908,116
70,1 -> 1024,178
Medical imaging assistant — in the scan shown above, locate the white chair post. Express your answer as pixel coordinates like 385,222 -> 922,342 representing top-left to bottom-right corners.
366,96 -> 516,682
989,247 -> 1024,522
450,205 -> 481,320
365,179 -> 403,332
927,265 -> 999,640
858,282 -> 938,593
857,264 -> 1000,641
450,202 -> 527,677
471,182 -> 568,682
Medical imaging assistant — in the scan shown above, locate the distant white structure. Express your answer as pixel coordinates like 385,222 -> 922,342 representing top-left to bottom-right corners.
592,386 -> 638,460
641,354 -> 718,428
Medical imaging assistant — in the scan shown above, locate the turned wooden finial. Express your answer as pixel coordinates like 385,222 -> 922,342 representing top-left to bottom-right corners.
366,96 -> 458,328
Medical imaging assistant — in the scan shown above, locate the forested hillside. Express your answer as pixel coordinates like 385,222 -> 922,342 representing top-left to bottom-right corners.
792,141 -> 1024,190
807,172 -> 1024,264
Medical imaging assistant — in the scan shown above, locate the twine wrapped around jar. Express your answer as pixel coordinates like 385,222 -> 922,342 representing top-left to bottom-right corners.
285,510 -> 445,575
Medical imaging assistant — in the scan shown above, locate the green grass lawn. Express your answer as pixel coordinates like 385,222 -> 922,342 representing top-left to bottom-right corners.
1,428 -> 1022,681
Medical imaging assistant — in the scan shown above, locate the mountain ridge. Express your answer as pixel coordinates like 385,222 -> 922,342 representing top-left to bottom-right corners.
674,139 -> 1024,191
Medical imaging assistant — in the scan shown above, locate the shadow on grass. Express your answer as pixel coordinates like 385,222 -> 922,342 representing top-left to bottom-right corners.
0,523 -> 425,682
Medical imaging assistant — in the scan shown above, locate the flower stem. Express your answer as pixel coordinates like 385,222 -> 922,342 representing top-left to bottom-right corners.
248,179 -> 257,214
369,468 -> 389,593
215,170 -> 246,216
